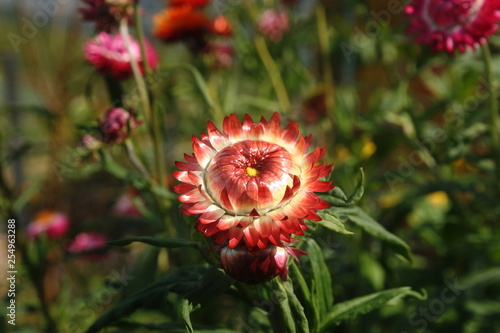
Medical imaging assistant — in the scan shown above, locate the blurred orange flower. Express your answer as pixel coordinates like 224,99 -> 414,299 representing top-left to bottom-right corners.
153,6 -> 212,45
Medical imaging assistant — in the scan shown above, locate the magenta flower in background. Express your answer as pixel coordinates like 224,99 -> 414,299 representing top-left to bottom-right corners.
27,210 -> 70,240
114,188 -> 142,217
405,0 -> 500,54
99,107 -> 141,143
67,232 -> 108,260
257,9 -> 290,42
80,0 -> 135,32
220,245 -> 305,284
84,32 -> 159,80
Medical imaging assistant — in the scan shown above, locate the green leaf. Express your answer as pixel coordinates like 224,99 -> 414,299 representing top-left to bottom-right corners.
303,239 -> 333,316
271,279 -> 297,333
347,168 -> 365,205
185,267 -> 234,306
319,287 -> 426,332
13,177 -> 44,212
181,299 -> 194,333
318,168 -> 364,207
316,212 -> 353,235
85,265 -> 206,333
106,236 -> 199,249
283,280 -> 310,333
333,206 -> 412,261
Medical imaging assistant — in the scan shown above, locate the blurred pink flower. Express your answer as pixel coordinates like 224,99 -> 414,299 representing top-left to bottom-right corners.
100,107 -> 141,143
220,245 -> 305,284
114,188 -> 142,217
405,0 -> 500,54
205,42 -> 234,68
67,232 -> 108,259
80,0 -> 135,32
257,9 -> 290,42
27,210 -> 69,240
84,31 -> 159,80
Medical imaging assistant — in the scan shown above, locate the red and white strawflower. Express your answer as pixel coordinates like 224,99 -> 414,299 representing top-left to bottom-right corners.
405,0 -> 500,54
174,113 -> 333,251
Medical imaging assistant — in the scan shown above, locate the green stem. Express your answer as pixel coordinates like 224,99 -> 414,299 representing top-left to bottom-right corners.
316,6 -> 335,126
124,139 -> 150,178
133,0 -> 151,75
254,36 -> 291,113
481,43 -> 500,193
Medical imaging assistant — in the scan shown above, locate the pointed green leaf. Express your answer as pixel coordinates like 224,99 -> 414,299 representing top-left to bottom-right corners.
333,206 -> 412,261
181,299 -> 194,333
319,287 -> 426,332
316,212 -> 353,234
271,279 -> 297,333
283,280 -> 310,333
106,237 -> 199,249
303,239 -> 333,315
346,168 -> 364,205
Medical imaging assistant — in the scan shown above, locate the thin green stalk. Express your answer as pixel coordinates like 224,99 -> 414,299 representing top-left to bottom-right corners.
124,139 -> 150,178
254,35 -> 291,113
119,18 -> 166,191
481,43 -> 500,193
133,0 -> 151,75
316,6 -> 335,127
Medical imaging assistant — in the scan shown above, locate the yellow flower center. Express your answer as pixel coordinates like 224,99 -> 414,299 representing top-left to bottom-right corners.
246,166 -> 259,177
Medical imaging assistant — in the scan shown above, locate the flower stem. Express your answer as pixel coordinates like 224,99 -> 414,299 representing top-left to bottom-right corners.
316,5 -> 335,127
481,43 -> 500,193
124,139 -> 150,178
254,35 -> 291,113
120,18 -> 166,190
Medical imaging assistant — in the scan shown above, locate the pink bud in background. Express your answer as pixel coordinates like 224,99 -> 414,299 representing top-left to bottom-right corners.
67,232 -> 108,260
84,32 -> 159,80
257,9 -> 290,42
114,188 -> 142,217
99,107 -> 141,143
27,210 -> 70,240
80,0 -> 135,32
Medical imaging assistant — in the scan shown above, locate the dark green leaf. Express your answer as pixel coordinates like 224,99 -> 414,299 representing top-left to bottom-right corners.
106,236 -> 199,249
181,299 -> 194,333
346,168 -> 365,205
271,279 -> 297,333
316,212 -> 353,235
283,279 -> 310,333
333,206 -> 412,261
319,287 -> 426,332
185,267 -> 234,306
303,239 -> 333,316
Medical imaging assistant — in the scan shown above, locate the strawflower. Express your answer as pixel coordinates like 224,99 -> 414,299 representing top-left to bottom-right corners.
220,245 -> 305,284
84,31 -> 159,80
27,210 -> 70,240
174,113 -> 333,251
405,0 -> 500,54
80,0 -> 135,32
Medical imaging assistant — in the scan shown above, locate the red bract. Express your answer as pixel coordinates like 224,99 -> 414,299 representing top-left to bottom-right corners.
27,210 -> 70,240
173,113 -> 333,251
84,32 -> 159,80
80,0 -> 135,32
405,0 -> 500,54
220,245 -> 305,284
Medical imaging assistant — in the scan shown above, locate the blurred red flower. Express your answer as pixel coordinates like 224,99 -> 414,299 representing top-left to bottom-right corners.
405,0 -> 500,54
80,0 -> 135,32
67,232 -> 108,260
27,210 -> 69,240
258,9 -> 290,42
100,107 -> 141,143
